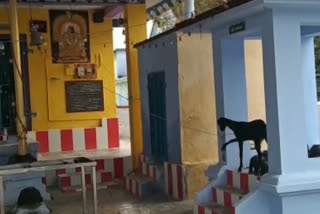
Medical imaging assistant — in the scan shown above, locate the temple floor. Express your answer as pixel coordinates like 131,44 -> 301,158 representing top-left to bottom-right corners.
47,187 -> 193,214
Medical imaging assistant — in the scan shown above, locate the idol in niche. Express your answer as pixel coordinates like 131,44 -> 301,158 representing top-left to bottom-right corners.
50,10 -> 90,63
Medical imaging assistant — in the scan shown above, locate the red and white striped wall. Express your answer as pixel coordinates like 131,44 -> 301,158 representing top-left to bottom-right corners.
141,162 -> 162,181
212,187 -> 243,209
195,204 -> 235,214
27,118 -> 119,154
42,156 -> 132,187
124,176 -> 142,197
164,162 -> 188,200
124,175 -> 153,198
226,170 -> 260,192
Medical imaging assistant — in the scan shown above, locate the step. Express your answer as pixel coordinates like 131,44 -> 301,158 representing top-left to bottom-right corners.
124,173 -> 154,198
57,170 -> 113,190
141,162 -> 163,181
195,203 -> 234,214
61,179 -> 123,193
212,187 -> 246,208
226,170 -> 260,193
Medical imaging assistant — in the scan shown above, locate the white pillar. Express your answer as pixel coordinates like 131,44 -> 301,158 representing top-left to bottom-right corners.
262,11 -> 307,176
301,36 -> 319,147
213,37 -> 250,169
184,0 -> 194,20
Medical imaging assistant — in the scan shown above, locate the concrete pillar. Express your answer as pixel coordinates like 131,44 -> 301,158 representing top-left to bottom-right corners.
124,4 -> 147,169
301,36 -> 319,147
184,0 -> 195,20
213,37 -> 250,169
261,10 -> 308,176
9,0 -> 27,156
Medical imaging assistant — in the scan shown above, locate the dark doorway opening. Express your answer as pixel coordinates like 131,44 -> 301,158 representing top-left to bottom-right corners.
148,71 -> 168,162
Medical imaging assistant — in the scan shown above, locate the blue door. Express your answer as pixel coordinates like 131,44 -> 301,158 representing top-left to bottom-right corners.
148,72 -> 168,162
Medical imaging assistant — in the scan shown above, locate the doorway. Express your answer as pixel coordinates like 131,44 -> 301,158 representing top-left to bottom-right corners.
148,71 -> 168,162
0,35 -> 31,135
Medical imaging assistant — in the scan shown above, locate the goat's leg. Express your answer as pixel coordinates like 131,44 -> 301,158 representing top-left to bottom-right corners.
255,141 -> 262,175
221,138 -> 238,151
238,141 -> 243,172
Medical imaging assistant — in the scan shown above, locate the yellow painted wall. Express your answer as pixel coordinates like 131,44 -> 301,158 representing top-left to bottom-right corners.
244,39 -> 267,149
244,40 -> 266,122
177,30 -> 218,164
0,8 -> 116,130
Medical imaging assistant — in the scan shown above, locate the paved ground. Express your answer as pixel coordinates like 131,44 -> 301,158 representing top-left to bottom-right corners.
47,187 -> 194,214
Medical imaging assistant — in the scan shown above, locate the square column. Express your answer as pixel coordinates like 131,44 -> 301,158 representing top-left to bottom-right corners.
213,36 -> 251,169
124,4 -> 147,169
262,10 -> 308,176
301,36 -> 319,146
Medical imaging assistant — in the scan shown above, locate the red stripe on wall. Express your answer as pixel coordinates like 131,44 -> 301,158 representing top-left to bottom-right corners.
60,129 -> 73,152
56,169 -> 66,175
212,188 -> 217,202
85,128 -> 97,150
129,179 -> 132,193
36,131 -> 49,153
85,174 -> 92,185
96,159 -> 105,171
224,191 -> 232,208
240,173 -> 249,192
198,206 -> 205,214
227,170 -> 233,187
107,118 -> 120,148
167,164 -> 173,196
213,210 -> 220,214
231,206 -> 236,214
101,172 -> 112,183
114,158 -> 124,178
177,165 -> 184,200
136,182 -> 140,197
60,177 -> 71,187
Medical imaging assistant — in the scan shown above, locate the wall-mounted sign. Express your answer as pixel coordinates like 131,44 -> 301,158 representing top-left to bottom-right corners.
30,20 -> 47,33
65,80 -> 104,113
229,22 -> 246,35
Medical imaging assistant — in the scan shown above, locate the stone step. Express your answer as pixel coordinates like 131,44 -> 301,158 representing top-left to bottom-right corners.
124,172 -> 154,198
61,179 -> 123,193
140,162 -> 164,181
57,170 -> 113,191
226,170 -> 260,193
212,186 -> 246,208
195,202 -> 234,214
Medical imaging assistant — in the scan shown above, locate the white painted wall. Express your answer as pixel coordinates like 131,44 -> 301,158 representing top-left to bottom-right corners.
116,77 -> 129,106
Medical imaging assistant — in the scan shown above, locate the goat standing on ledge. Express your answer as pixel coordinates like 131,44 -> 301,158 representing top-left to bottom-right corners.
217,117 -> 267,172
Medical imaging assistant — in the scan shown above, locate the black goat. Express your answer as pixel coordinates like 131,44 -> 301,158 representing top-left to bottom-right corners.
249,151 -> 268,176
217,117 -> 267,172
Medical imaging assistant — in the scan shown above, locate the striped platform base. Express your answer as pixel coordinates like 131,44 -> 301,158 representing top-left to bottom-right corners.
194,170 -> 260,214
195,203 -> 234,214
164,162 -> 187,200
57,170 -> 116,193
124,173 -> 154,198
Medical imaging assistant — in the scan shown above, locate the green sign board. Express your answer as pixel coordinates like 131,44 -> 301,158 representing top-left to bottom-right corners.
229,22 -> 246,35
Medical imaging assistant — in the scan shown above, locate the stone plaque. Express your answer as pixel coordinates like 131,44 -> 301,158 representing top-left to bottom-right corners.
65,80 -> 104,113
